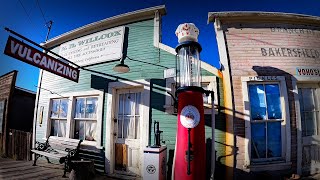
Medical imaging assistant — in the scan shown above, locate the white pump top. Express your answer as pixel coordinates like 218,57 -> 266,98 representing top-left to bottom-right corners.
175,23 -> 199,43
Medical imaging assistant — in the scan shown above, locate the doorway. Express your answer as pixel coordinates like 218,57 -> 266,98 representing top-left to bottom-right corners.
298,83 -> 320,175
114,89 -> 142,175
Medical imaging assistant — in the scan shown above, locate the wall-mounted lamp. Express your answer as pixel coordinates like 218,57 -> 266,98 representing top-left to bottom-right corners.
113,59 -> 130,73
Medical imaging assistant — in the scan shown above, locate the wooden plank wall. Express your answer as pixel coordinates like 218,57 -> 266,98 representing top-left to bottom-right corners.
224,23 -> 320,174
7,129 -> 32,161
0,71 -> 17,156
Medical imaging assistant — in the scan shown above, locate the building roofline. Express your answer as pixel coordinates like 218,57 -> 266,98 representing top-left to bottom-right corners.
15,86 -> 36,95
208,11 -> 320,26
0,70 -> 17,79
43,5 -> 166,48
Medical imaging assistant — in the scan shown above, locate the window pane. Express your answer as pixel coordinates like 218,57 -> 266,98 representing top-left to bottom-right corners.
304,112 -> 317,136
135,117 -> 140,139
119,94 -> 124,114
59,99 -> 69,118
302,89 -> 315,111
51,120 -> 59,136
202,83 -> 209,104
85,121 -> 96,141
249,85 -> 267,120
127,117 -> 135,139
265,84 -> 282,119
58,120 -> 66,137
267,122 -> 281,158
251,123 -> 266,159
75,98 -> 85,118
51,100 -> 59,118
124,94 -> 134,115
85,97 -> 98,118
75,121 -> 85,140
123,117 -> 130,138
135,93 -> 141,115
118,118 -> 123,138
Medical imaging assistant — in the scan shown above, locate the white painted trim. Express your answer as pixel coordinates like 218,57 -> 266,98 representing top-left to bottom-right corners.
293,76 -> 320,82
214,18 -> 234,174
45,90 -> 104,148
153,10 -> 160,48
164,76 -> 218,114
104,79 -> 150,176
43,6 -> 166,48
292,79 -> 302,175
241,76 -> 291,170
157,43 -> 221,78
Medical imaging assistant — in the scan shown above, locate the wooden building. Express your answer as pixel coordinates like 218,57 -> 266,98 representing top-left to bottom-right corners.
208,12 -> 320,179
34,5 -> 219,177
0,70 -> 36,160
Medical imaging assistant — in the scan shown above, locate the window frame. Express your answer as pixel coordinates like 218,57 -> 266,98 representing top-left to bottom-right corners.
164,76 -> 218,114
241,76 -> 291,169
298,84 -> 320,137
46,90 -> 104,148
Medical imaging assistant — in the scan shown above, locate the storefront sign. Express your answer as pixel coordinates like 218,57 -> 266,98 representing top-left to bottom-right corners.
296,67 -> 320,77
59,26 -> 125,66
4,36 -> 80,82
261,47 -> 320,59
248,76 -> 278,81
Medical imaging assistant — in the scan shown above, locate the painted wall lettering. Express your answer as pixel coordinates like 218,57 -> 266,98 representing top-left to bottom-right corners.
261,47 -> 320,59
248,76 -> 278,81
59,26 -> 125,66
270,27 -> 315,35
296,67 -> 320,77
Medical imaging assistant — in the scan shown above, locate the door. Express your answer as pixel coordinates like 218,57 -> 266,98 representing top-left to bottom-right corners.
298,84 -> 320,175
114,89 -> 141,175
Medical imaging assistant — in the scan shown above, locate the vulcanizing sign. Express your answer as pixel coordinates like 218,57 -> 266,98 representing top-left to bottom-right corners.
4,36 -> 80,82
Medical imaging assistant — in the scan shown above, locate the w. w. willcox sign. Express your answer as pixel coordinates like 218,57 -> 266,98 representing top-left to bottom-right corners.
4,36 -> 80,82
58,26 -> 125,66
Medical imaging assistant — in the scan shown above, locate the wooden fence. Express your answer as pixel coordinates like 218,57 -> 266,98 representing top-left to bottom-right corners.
7,129 -> 32,161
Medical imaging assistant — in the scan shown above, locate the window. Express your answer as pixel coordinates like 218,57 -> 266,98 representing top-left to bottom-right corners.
242,76 -> 290,169
74,97 -> 98,141
249,83 -> 282,160
164,76 -> 218,114
46,90 -> 103,146
299,87 -> 320,137
117,92 -> 141,139
50,98 -> 69,137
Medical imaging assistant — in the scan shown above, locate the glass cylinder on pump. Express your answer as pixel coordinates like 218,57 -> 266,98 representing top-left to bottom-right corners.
177,43 -> 201,87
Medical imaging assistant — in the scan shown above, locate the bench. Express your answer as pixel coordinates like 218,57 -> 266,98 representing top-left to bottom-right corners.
31,136 -> 82,177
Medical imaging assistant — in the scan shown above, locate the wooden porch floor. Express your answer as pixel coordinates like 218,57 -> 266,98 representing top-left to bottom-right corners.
0,158 -> 116,180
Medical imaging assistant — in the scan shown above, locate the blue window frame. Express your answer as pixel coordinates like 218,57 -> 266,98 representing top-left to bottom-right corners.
249,83 -> 282,160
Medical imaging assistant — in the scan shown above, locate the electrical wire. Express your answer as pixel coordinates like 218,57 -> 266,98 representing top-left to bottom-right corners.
36,0 -> 48,25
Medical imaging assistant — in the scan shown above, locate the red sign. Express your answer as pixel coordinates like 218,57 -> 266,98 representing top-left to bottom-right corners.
4,36 -> 79,82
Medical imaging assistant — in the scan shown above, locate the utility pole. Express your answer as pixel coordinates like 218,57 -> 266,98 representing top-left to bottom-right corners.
32,20 -> 53,155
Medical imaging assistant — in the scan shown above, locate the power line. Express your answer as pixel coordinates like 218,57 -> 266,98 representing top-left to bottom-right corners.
36,0 -> 47,25
17,0 -> 35,27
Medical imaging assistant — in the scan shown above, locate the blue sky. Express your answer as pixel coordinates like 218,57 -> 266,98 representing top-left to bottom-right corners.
1,0 -> 320,92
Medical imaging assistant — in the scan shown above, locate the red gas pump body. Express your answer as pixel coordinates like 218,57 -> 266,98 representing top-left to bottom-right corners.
173,87 -> 206,180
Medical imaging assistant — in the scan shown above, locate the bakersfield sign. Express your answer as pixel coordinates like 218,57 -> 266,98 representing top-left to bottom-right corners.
4,36 -> 80,82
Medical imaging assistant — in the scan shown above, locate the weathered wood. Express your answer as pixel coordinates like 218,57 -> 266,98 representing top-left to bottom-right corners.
7,129 -> 32,161
115,143 -> 123,170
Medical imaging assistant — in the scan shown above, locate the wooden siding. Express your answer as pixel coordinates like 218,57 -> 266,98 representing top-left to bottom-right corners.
223,23 -> 320,175
0,71 -> 17,156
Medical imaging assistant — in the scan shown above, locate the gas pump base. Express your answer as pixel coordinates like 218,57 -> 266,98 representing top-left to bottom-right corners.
143,146 -> 167,180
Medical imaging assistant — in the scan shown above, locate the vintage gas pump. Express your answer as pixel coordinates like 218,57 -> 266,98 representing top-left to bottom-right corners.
173,23 -> 206,180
